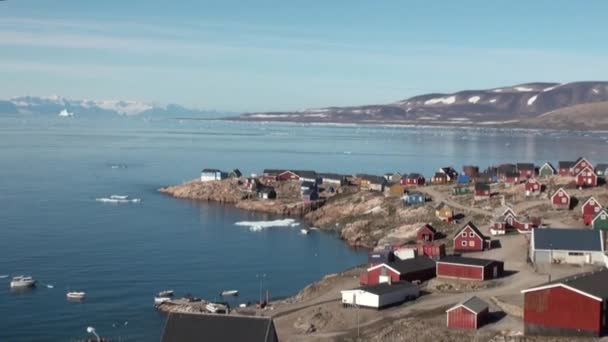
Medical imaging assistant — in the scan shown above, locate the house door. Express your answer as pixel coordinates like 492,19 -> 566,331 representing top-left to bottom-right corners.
588,178 -> 593,185
493,266 -> 498,278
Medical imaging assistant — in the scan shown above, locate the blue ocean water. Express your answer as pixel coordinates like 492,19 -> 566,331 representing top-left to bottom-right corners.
0,116 -> 607,341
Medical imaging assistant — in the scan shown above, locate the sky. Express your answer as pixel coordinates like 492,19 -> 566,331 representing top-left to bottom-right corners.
1,0 -> 607,112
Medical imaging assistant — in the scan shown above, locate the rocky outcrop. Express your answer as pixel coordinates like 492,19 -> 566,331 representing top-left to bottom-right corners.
159,178 -> 245,203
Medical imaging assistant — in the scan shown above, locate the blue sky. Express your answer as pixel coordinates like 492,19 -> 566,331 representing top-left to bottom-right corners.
1,1 -> 607,112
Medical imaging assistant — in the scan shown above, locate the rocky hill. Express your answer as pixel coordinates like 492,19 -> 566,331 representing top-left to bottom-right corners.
232,81 -> 608,130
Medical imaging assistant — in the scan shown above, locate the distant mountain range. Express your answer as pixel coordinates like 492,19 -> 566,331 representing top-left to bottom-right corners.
232,81 -> 608,130
0,95 -> 227,118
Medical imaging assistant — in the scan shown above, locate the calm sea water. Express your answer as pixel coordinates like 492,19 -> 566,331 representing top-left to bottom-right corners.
0,116 -> 607,341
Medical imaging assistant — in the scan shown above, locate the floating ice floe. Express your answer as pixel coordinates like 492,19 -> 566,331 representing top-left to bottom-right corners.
235,219 -> 300,232
0,275 -> 8,279
96,195 -> 141,203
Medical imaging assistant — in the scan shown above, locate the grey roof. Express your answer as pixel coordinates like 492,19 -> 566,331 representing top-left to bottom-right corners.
201,168 -> 221,173
558,161 -> 575,169
161,313 -> 278,342
263,169 -> 286,175
516,163 -> 535,171
406,173 -> 424,179
357,174 -> 387,184
318,172 -> 346,180
459,296 -> 489,314
358,281 -> 418,295
533,269 -> 608,300
438,255 -> 501,267
533,228 -> 603,252
385,256 -> 436,274
292,170 -> 317,179
497,164 -> 516,173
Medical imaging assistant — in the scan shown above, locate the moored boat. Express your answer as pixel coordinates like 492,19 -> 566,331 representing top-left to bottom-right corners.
157,290 -> 174,297
67,291 -> 86,300
10,276 -> 36,288
154,297 -> 171,305
205,302 -> 228,314
300,228 -> 309,235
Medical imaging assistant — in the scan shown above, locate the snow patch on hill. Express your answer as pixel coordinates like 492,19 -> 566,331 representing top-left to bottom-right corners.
468,96 -> 481,104
515,86 -> 534,92
424,96 -> 456,105
527,95 -> 538,106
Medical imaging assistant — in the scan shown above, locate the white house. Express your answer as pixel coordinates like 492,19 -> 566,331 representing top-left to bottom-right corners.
530,228 -> 605,265
341,282 -> 419,309
200,169 -> 227,182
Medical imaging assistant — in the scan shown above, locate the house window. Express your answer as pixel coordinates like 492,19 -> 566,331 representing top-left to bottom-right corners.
469,232 -> 475,238
596,207 -> 601,213
469,241 -> 475,247
461,241 -> 467,247
561,197 -> 568,204
461,232 -> 467,238
602,214 -> 607,220
568,252 -> 584,256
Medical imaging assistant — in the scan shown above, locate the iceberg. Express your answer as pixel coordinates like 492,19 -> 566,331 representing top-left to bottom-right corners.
235,219 -> 300,231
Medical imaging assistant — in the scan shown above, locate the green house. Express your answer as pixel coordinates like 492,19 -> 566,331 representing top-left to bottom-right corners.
538,162 -> 556,178
452,186 -> 470,196
592,209 -> 608,231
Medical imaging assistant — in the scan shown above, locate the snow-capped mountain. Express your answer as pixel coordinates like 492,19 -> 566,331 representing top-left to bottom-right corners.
233,81 -> 608,129
2,95 -> 225,118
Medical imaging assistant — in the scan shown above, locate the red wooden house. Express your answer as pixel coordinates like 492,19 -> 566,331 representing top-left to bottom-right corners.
576,166 -> 597,187
474,183 -> 491,199
517,163 -> 536,178
453,222 -> 489,252
581,196 -> 602,225
417,224 -> 437,242
446,296 -> 489,330
401,173 -> 425,186
277,170 -> 300,181
571,157 -> 593,176
524,178 -> 541,195
522,269 -> 608,337
558,161 -> 575,176
436,256 -> 504,281
504,172 -> 520,184
551,188 -> 571,210
431,172 -> 448,184
360,256 -> 436,286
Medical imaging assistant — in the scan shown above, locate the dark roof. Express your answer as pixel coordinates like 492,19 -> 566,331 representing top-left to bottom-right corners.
455,222 -> 487,239
407,173 -> 424,179
459,296 -> 489,314
505,171 -> 519,178
230,169 -> 242,176
263,169 -> 286,175
529,269 -> 608,300
292,170 -> 317,179
497,164 -> 516,173
201,168 -> 221,173
558,161 -> 575,169
438,255 -> 501,267
433,172 -> 447,178
517,163 -> 535,171
385,256 -> 436,274
301,181 -> 315,188
161,313 -> 278,342
406,191 -> 424,197
358,281 -> 418,295
318,172 -> 346,180
439,167 -> 458,176
595,163 -> 608,171
533,228 -> 603,252
357,174 -> 387,184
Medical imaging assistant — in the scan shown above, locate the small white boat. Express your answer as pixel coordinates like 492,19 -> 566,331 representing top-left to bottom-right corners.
10,276 -> 36,288
220,290 -> 239,297
66,291 -> 86,300
300,229 -> 309,235
154,297 -> 171,305
110,195 -> 129,200
157,290 -> 174,298
239,303 -> 247,308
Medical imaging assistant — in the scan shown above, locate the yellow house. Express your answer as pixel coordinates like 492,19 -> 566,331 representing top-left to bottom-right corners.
435,202 -> 454,222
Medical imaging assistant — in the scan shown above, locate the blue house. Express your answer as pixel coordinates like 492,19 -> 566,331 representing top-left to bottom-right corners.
403,192 -> 426,205
457,175 -> 470,184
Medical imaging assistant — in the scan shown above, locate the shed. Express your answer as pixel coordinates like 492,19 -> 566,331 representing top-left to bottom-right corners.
417,224 -> 437,242
446,296 -> 489,330
436,256 -> 504,281
161,313 -> 278,342
362,256 -> 436,285
522,269 -> 608,337
581,197 -> 602,225
530,228 -> 605,265
341,282 -> 420,309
